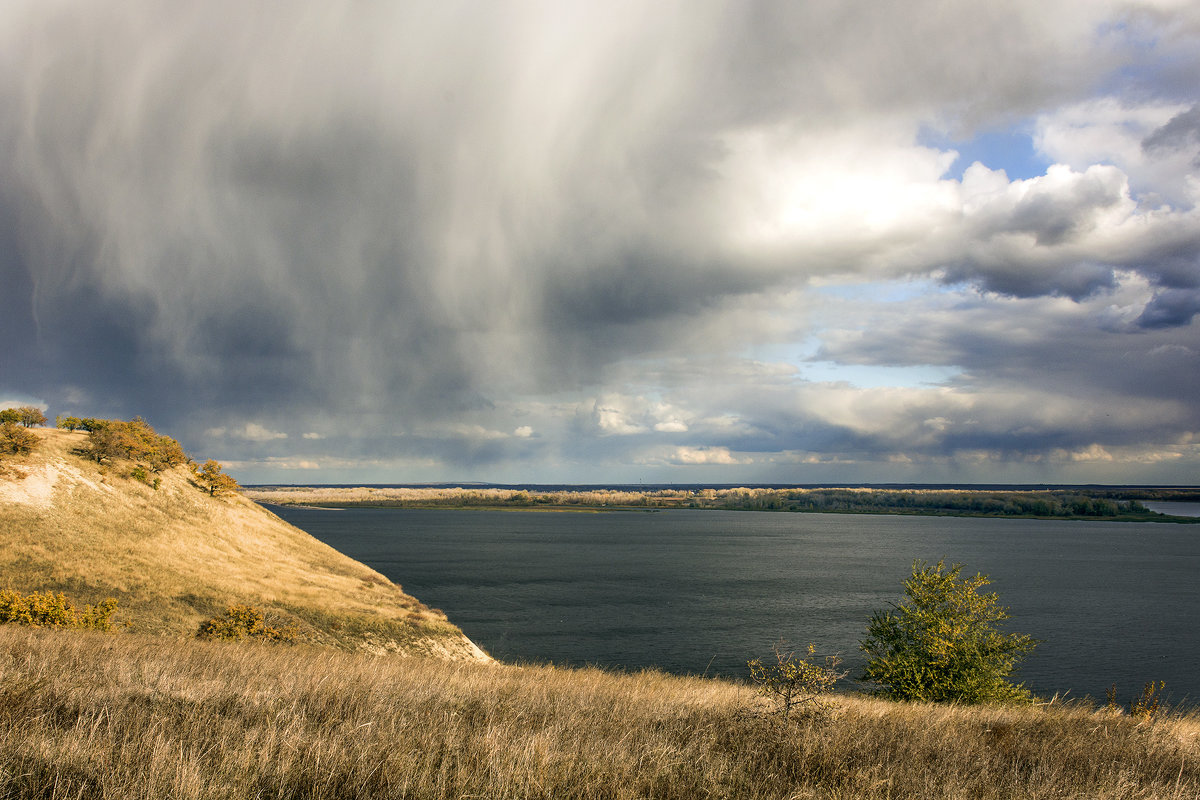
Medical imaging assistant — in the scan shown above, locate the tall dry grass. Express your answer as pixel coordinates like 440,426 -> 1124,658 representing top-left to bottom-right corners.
2,626 -> 1197,799
0,429 -> 483,659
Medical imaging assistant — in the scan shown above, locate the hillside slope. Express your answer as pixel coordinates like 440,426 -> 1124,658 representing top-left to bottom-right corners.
0,428 -> 487,660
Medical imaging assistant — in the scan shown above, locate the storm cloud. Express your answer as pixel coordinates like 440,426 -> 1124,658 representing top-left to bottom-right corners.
2,0 -> 1198,483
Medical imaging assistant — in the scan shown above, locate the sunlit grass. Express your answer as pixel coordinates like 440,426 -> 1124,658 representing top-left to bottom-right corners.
0,429 -> 483,658
2,627 -> 1197,799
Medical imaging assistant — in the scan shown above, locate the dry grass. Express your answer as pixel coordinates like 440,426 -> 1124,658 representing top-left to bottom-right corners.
1,627 -> 1198,799
0,429 -> 485,659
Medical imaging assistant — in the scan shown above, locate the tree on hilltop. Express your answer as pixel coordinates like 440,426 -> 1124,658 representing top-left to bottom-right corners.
2,406 -> 47,427
17,406 -> 47,427
196,459 -> 239,496
84,417 -> 189,472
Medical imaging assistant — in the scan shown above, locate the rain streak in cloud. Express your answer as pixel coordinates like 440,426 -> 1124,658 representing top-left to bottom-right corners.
1,0 -> 1199,484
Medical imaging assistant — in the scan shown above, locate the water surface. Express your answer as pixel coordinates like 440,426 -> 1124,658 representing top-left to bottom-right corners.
1143,501 -> 1200,518
270,506 -> 1200,705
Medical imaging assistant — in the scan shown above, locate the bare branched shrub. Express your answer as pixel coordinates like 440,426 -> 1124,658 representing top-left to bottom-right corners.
1106,681 -> 1168,718
747,640 -> 846,719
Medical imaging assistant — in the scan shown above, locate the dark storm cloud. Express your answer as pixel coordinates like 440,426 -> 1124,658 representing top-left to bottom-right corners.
1,0 -> 1198,481
1136,288 -> 1200,329
1142,104 -> 1200,159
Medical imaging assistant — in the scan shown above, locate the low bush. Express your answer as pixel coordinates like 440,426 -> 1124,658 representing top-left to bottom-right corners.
0,590 -> 119,631
195,459 -> 239,496
197,604 -> 296,643
128,464 -> 161,489
0,422 -> 39,456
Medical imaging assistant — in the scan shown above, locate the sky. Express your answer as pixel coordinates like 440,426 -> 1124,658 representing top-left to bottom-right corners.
2,1 -> 1199,485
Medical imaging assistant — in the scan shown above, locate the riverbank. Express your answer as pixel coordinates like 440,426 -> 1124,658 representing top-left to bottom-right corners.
243,484 -> 1200,522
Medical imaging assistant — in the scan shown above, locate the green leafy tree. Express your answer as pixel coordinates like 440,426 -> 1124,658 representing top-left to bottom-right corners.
196,459 -> 239,496
84,419 -> 141,463
84,417 -> 189,471
16,406 -> 47,427
0,408 -> 19,424
860,559 -> 1038,704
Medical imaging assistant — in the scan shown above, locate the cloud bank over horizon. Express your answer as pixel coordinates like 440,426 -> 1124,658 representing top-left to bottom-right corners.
2,0 -> 1199,484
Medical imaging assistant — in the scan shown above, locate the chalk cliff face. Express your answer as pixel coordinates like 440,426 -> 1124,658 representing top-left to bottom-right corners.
0,428 -> 489,662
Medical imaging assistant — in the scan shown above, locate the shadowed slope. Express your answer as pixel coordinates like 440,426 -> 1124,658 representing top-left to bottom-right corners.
0,429 -> 487,660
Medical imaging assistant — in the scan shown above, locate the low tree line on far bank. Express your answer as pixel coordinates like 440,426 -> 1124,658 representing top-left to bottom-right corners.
249,484 -> 1181,520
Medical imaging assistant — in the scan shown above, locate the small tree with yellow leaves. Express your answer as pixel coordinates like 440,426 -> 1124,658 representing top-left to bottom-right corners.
860,559 -> 1038,704
196,459 -> 239,496
748,640 -> 846,719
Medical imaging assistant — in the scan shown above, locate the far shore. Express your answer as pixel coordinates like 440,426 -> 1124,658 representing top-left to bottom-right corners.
243,485 -> 1200,522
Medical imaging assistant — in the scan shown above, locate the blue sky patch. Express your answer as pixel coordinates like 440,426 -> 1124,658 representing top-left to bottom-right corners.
920,125 -> 1052,181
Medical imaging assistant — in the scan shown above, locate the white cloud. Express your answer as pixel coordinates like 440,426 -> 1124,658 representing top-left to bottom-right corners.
668,446 -> 746,466
0,395 -> 47,411
223,458 -> 320,470
239,423 -> 288,442
207,423 -> 288,442
441,424 -> 511,441
590,398 -> 648,436
1035,98 -> 1198,205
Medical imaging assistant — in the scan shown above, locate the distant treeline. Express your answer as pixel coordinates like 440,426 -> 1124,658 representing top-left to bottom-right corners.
700,488 -> 1155,518
245,485 -> 1194,520
1090,487 -> 1200,502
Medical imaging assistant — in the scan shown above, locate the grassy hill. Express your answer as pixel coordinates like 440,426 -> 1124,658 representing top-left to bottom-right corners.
0,428 -> 487,660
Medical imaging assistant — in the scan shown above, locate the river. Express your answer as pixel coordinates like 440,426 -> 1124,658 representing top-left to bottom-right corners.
269,505 -> 1200,706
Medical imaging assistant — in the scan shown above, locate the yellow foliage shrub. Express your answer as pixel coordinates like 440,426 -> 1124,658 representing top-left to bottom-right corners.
197,604 -> 297,643
0,590 -> 119,631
